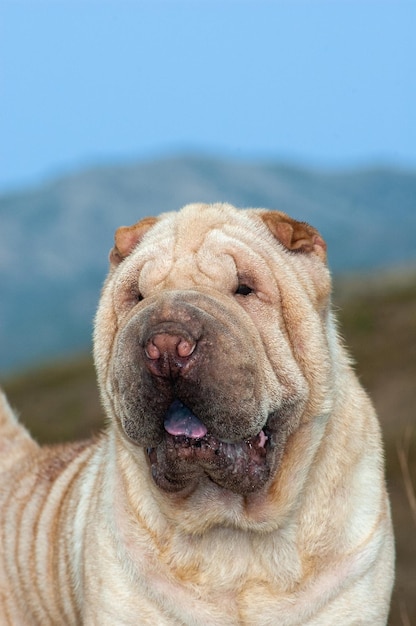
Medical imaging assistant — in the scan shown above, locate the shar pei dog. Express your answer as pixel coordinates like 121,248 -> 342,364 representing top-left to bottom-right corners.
0,203 -> 394,625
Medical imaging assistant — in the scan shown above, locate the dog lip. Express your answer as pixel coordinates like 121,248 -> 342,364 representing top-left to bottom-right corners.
145,400 -> 272,494
146,429 -> 269,455
161,428 -> 269,450
145,426 -> 272,496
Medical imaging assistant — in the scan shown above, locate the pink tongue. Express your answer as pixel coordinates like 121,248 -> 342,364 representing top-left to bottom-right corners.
164,400 -> 208,439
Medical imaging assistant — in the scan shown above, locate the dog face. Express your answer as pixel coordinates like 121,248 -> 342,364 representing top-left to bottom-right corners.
94,203 -> 331,497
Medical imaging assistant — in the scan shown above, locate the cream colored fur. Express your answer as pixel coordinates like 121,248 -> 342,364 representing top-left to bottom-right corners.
0,203 -> 394,625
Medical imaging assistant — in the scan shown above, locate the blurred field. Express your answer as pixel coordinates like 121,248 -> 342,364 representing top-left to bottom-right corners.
334,272 -> 416,625
2,272 -> 415,625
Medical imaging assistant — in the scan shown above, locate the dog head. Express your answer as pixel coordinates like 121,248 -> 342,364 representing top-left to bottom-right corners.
94,203 -> 332,502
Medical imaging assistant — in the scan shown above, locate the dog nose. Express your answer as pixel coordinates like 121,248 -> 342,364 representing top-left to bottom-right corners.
146,333 -> 196,360
145,333 -> 197,379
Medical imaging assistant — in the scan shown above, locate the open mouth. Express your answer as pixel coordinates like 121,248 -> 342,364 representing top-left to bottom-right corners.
146,400 -> 272,495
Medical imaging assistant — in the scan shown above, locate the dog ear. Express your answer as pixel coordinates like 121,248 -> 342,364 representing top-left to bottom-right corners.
110,216 -> 158,265
260,211 -> 327,262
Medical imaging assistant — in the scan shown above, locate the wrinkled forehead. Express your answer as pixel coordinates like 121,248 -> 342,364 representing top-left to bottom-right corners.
122,204 -> 280,289
146,204 -> 276,256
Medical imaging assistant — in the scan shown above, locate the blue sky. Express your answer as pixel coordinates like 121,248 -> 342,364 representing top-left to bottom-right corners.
1,0 -> 415,192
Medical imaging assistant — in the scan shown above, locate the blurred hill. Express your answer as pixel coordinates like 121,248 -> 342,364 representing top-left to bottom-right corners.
0,155 -> 415,373
2,271 -> 415,625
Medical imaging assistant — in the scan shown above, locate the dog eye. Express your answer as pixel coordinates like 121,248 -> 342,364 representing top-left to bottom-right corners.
235,284 -> 253,296
130,287 -> 143,303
